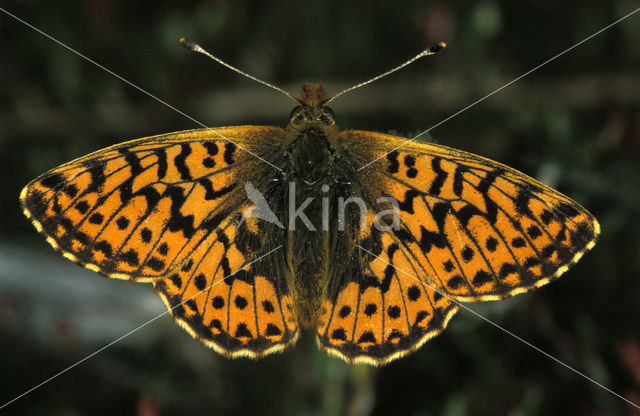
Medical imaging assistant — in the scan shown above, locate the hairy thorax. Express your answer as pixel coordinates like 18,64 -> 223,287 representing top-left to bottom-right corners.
283,84 -> 343,326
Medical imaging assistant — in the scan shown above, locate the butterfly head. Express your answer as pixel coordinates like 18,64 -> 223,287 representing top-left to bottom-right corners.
286,83 -> 339,186
288,83 -> 336,129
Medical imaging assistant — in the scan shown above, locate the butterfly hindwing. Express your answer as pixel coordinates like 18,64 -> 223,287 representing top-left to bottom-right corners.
153,214 -> 299,357
341,130 -> 600,302
317,227 -> 458,364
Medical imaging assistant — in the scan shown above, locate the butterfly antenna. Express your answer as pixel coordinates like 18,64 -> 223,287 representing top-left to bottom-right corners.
179,37 -> 298,103
325,42 -> 447,104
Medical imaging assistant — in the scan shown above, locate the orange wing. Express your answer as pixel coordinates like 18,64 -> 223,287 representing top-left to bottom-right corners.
342,130 -> 599,302
153,222 -> 298,357
316,130 -> 598,364
316,228 -> 458,365
21,126 -> 299,357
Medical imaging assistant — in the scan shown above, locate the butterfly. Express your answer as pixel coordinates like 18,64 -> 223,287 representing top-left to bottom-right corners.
20,40 -> 599,365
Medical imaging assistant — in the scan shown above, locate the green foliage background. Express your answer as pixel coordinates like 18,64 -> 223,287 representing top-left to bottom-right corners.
1,1 -> 639,415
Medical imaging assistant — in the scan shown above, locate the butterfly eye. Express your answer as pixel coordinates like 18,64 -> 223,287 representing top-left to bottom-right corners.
321,107 -> 335,125
290,113 -> 305,124
289,105 -> 304,124
320,113 -> 335,125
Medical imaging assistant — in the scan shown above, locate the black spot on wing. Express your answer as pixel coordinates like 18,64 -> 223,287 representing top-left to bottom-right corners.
392,228 -> 415,244
120,249 -> 139,266
331,328 -> 347,341
461,246 -> 474,262
185,299 -> 198,313
154,148 -> 168,180
570,222 -> 594,250
265,324 -> 282,336
556,202 -> 581,218
407,285 -> 421,301
339,305 -> 351,318
387,305 -> 401,319
140,227 -> 152,243
453,165 -> 467,197
443,260 -> 455,272
170,273 -> 182,287
95,240 -> 113,257
40,173 -> 64,189
414,310 -> 430,326
418,227 -> 448,253
386,151 -> 399,174
75,200 -> 90,214
431,202 -> 449,229
136,187 -> 162,213
158,242 -> 168,256
527,225 -> 542,239
204,142 -> 219,156
147,257 -> 165,272
223,142 -> 237,165
498,263 -> 518,279
234,295 -> 248,309
194,273 -> 206,290
175,144 -> 193,181
447,275 -> 464,290
181,259 -> 194,272
116,216 -> 129,230
262,300 -> 275,313
428,157 -> 447,196
87,164 -> 106,192
120,148 -> 143,176
118,177 -> 134,203
472,270 -> 492,286
515,189 -> 536,219
485,236 -> 498,252
198,178 -> 236,200
165,186 -> 195,238
357,331 -> 376,344
364,303 -> 377,316
88,213 -> 103,224
477,168 -> 503,194
212,296 -> 224,309
404,155 -> 418,178
64,184 -> 78,197
234,323 -> 253,338
511,237 -> 526,248
398,189 -> 421,214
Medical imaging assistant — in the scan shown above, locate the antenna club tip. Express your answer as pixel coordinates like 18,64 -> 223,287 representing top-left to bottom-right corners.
179,37 -> 196,50
428,42 -> 447,54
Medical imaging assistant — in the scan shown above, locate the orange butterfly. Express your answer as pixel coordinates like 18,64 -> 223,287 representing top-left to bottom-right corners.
20,40 -> 599,365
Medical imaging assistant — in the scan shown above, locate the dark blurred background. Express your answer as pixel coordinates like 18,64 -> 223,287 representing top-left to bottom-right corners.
1,1 -> 639,415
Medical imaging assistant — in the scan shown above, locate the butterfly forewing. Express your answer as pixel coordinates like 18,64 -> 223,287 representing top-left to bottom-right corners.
21,127 -> 275,279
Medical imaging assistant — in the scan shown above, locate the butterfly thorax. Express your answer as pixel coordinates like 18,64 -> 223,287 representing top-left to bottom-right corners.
282,83 -> 344,326
285,83 -> 338,186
